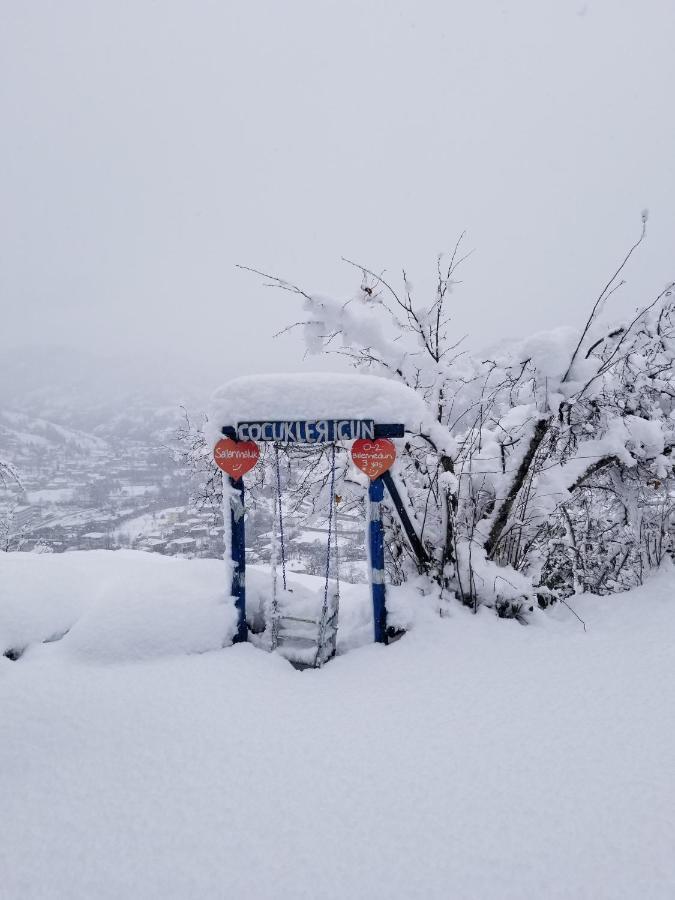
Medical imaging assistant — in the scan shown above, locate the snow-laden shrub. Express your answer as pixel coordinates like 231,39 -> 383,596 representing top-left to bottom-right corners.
240,224 -> 674,613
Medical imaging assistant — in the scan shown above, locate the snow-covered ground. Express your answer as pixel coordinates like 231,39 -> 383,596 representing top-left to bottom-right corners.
2,551 -> 674,898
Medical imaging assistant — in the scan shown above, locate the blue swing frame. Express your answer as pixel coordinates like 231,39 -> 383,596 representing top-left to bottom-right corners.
222,419 -> 414,646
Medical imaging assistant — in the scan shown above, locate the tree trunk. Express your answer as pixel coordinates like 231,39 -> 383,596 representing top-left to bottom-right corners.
440,454 -> 457,575
484,418 -> 550,559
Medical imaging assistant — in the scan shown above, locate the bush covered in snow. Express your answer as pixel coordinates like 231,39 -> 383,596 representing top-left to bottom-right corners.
241,225 -> 674,615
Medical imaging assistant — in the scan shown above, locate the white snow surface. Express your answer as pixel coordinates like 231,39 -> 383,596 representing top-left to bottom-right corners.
208,372 -> 431,443
2,550 -> 675,899
0,551 -> 238,664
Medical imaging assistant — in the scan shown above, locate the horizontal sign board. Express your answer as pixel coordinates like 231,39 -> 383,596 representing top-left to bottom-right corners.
235,419 -> 376,443
220,421 -> 405,443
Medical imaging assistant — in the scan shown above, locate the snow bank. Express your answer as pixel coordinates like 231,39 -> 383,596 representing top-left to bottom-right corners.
0,551 -> 237,663
64,571 -> 233,664
0,551 -> 377,664
1,553 -> 674,899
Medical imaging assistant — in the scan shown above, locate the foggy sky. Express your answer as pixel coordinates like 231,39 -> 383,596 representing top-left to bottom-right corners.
1,1 -> 674,387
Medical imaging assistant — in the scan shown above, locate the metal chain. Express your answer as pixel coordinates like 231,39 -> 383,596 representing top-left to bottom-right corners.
274,443 -> 287,591
334,493 -> 340,603
321,443 -> 337,618
270,484 -> 280,650
315,444 -> 338,667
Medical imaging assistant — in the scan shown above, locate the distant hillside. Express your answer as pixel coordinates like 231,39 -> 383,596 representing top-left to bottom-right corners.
0,409 -> 109,459
0,345 -> 216,441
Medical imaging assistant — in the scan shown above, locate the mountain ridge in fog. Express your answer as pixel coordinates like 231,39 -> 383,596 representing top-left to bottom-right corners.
0,345 -> 222,434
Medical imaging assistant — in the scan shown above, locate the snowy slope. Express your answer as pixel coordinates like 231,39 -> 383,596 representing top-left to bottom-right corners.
0,410 -> 109,455
1,551 -> 674,899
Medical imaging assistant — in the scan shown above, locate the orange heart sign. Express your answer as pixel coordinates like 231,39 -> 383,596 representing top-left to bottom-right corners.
351,438 -> 396,479
213,438 -> 260,478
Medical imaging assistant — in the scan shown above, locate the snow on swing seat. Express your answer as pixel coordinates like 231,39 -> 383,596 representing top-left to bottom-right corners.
208,372 -> 429,436
248,579 -> 339,667
276,586 -> 339,668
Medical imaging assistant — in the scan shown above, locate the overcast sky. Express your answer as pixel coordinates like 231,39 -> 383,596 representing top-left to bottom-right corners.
1,0 -> 674,388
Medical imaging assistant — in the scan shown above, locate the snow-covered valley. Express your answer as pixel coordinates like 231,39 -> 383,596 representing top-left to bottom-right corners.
2,551 -> 674,898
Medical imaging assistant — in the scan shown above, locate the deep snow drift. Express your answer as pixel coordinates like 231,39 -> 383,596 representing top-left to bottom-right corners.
2,551 -> 675,899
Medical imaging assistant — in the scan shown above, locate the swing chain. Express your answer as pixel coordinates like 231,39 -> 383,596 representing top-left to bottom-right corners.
321,443 -> 337,618
274,443 -> 287,591
334,492 -> 340,604
268,490 -> 278,650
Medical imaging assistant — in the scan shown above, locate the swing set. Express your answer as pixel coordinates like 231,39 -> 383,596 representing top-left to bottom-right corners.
214,407 -> 424,666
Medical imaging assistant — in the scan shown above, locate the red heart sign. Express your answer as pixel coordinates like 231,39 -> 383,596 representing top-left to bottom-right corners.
213,438 -> 260,478
351,438 -> 396,479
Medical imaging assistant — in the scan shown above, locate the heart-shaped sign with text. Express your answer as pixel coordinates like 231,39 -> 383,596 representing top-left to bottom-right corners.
351,438 -> 396,480
213,438 -> 260,479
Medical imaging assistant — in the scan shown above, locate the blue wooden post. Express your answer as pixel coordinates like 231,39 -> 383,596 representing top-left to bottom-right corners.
229,476 -> 248,643
369,476 -> 387,643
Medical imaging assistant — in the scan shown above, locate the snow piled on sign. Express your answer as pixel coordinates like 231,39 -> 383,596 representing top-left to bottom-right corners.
208,372 -> 450,448
2,550 -> 675,898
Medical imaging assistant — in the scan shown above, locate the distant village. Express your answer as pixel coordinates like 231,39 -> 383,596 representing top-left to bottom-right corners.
1,418 -> 368,582
1,432 -> 218,554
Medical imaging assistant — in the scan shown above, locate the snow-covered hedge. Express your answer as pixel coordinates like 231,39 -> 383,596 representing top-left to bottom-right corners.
237,231 -> 674,614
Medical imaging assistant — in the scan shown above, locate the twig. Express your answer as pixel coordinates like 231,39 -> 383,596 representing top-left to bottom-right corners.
559,597 -> 587,632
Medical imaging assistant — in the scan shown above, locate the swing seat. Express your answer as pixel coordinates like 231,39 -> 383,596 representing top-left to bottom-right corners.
270,582 -> 339,668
